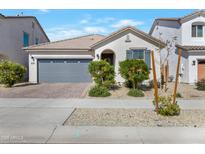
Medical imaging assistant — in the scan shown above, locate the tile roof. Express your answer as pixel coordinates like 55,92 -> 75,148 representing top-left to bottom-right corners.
149,10 -> 205,35
24,34 -> 106,50
176,44 -> 205,51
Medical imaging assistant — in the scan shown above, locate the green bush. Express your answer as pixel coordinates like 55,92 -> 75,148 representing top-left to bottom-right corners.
119,59 -> 149,89
153,96 -> 180,116
0,60 -> 26,87
88,60 -> 115,88
127,89 -> 144,97
196,79 -> 205,91
88,86 -> 111,97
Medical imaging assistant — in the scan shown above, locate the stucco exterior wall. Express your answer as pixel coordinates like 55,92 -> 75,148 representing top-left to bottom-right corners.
180,51 -> 189,83
151,20 -> 181,81
28,50 -> 93,83
93,30 -> 161,83
187,52 -> 205,84
0,17 -> 49,69
181,16 -> 205,46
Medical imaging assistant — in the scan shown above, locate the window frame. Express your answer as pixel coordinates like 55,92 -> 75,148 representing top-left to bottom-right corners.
23,32 -> 29,47
192,25 -> 203,38
126,48 -> 151,69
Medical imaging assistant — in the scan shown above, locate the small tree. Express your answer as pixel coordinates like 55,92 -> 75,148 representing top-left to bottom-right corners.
88,60 -> 115,88
119,59 -> 149,89
0,60 -> 26,87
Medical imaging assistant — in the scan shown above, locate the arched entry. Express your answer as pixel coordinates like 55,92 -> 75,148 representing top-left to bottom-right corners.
101,49 -> 115,65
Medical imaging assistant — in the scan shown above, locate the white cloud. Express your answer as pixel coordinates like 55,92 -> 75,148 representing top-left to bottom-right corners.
46,25 -> 85,41
84,26 -> 107,34
36,9 -> 50,15
47,25 -> 108,41
80,19 -> 89,24
95,17 -> 116,24
111,19 -> 144,28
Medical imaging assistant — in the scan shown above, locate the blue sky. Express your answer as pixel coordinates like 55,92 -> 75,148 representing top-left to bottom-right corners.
0,9 -> 197,41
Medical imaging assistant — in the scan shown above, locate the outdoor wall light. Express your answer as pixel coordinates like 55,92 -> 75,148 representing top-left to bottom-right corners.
31,56 -> 35,64
96,54 -> 99,59
192,60 -> 196,66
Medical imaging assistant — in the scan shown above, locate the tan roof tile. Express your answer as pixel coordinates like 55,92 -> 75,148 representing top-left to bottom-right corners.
25,34 -> 105,50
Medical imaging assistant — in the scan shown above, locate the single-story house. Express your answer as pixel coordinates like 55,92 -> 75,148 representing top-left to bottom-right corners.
24,26 -> 166,83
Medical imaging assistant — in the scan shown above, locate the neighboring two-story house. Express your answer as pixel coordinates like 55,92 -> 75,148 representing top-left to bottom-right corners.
0,13 -> 49,79
150,10 -> 205,84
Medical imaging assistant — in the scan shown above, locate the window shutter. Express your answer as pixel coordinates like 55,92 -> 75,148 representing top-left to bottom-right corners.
126,50 -> 133,59
145,50 -> 151,69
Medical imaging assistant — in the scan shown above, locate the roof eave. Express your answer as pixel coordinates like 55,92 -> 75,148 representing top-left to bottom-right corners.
24,48 -> 91,52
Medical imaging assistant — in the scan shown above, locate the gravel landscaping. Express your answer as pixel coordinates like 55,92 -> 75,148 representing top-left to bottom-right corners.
65,108 -> 205,127
86,82 -> 205,99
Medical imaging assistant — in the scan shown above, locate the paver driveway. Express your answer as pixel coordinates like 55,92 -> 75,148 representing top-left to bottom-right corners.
0,83 -> 90,98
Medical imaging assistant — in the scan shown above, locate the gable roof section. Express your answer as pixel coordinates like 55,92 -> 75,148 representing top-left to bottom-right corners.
91,26 -> 166,49
0,14 -> 49,41
24,34 -> 105,51
149,10 -> 205,35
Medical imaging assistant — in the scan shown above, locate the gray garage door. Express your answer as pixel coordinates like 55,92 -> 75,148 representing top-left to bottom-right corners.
38,59 -> 92,83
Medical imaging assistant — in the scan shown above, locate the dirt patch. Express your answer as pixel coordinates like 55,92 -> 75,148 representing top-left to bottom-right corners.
64,108 -> 205,127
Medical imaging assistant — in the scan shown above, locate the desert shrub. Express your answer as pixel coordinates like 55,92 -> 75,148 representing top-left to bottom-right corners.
88,85 -> 111,97
119,59 -> 149,89
153,96 -> 180,116
88,60 -> 115,88
176,92 -> 183,98
196,79 -> 205,91
0,60 -> 26,87
127,89 -> 144,97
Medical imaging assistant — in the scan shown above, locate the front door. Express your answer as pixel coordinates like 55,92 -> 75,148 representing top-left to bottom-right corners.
101,53 -> 114,65
198,60 -> 205,81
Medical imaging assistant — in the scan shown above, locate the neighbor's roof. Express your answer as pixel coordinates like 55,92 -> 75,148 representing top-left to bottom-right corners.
24,34 -> 106,51
176,44 -> 205,51
149,10 -> 205,35
91,26 -> 166,48
0,13 -> 49,41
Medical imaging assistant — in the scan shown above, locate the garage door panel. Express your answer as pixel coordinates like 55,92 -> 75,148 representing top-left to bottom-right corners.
38,59 -> 92,83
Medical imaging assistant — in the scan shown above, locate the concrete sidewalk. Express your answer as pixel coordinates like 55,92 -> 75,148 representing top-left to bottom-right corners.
0,98 -> 205,143
0,98 -> 205,109
48,126 -> 205,144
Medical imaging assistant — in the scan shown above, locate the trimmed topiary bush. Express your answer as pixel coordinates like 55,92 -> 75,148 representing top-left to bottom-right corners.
196,79 -> 205,91
89,86 -> 111,97
127,89 -> 144,97
0,60 -> 26,87
119,59 -> 149,89
88,60 -> 115,88
153,96 -> 180,116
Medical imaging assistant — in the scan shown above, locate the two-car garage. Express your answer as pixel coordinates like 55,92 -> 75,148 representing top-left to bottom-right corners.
25,34 -> 106,83
38,59 -> 92,83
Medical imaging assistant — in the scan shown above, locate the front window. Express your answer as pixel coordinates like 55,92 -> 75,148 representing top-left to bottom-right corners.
192,25 -> 203,37
23,32 -> 29,47
126,49 -> 151,68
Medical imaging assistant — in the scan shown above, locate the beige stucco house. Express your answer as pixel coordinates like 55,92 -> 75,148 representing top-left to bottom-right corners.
24,26 -> 166,83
